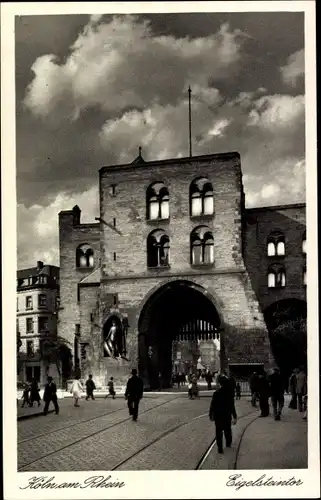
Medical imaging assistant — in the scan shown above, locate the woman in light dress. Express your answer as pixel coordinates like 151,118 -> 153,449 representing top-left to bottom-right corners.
70,375 -> 83,407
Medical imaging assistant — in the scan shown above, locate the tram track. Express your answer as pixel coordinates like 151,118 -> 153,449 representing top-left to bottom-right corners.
18,396 -> 182,471
19,399 -> 259,472
18,404 -> 129,444
196,411 -> 260,470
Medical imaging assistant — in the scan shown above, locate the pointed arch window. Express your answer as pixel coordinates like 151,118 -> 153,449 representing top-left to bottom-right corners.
191,226 -> 214,265
267,231 -> 285,257
146,182 -> 169,220
76,244 -> 94,268
267,264 -> 286,288
190,178 -> 214,217
147,230 -> 170,268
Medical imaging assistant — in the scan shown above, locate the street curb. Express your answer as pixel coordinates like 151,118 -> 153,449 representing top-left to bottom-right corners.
18,409 -> 54,421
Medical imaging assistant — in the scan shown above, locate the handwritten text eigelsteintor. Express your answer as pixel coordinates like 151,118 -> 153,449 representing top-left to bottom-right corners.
226,473 -> 303,491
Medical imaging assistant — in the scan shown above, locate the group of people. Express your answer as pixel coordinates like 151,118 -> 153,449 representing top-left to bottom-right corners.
34,369 -> 144,422
249,367 -> 307,421
21,377 -> 41,408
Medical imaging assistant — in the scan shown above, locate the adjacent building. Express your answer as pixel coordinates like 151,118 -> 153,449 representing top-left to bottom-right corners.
58,151 -> 306,389
16,261 -> 60,385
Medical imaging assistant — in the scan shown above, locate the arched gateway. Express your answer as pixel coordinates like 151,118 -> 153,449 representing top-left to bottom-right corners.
137,280 -> 222,389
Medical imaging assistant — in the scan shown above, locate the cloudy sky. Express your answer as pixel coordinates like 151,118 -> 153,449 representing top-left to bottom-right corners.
16,11 -> 305,269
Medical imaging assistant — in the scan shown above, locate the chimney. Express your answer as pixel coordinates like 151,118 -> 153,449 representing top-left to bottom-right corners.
37,261 -> 44,270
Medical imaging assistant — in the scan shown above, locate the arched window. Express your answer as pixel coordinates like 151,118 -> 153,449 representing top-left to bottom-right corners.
267,265 -> 286,288
267,231 -> 285,257
191,226 -> 214,265
147,230 -> 170,268
190,178 -> 214,217
146,182 -> 169,220
76,244 -> 94,268
302,232 -> 306,255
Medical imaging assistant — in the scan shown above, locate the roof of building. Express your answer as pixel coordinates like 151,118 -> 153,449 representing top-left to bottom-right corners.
17,264 -> 59,279
100,151 -> 240,174
79,267 -> 101,285
245,202 -> 306,213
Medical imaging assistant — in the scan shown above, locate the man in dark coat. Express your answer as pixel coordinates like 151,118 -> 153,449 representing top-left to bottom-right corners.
269,368 -> 285,420
43,376 -> 59,415
125,369 -> 144,421
29,377 -> 41,407
85,374 -> 96,401
209,375 -> 237,454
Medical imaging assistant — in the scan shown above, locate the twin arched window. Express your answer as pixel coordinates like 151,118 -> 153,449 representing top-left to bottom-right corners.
190,178 -> 214,217
147,230 -> 170,268
191,226 -> 214,265
146,177 -> 214,221
267,232 -> 285,257
146,182 -> 169,220
76,244 -> 94,268
268,265 -> 286,288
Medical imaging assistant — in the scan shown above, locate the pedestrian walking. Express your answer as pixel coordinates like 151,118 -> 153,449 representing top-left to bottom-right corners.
257,372 -> 270,417
269,368 -> 284,420
85,374 -> 96,401
205,370 -> 213,390
235,382 -> 241,400
29,377 -> 41,407
296,367 -> 307,412
303,394 -> 308,420
70,375 -> 83,407
288,369 -> 298,409
105,377 -> 116,399
125,369 -> 144,421
21,383 -> 31,408
209,374 -> 237,454
188,375 -> 199,399
249,372 -> 260,407
43,376 -> 59,415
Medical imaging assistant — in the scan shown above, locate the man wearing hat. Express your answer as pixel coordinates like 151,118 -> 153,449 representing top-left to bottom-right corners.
125,369 -> 144,421
209,374 -> 237,454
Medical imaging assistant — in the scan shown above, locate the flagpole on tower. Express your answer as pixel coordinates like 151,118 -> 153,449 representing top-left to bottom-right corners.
188,86 -> 192,157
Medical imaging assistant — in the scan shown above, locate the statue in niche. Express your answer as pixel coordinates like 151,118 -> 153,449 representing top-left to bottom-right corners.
103,315 -> 129,361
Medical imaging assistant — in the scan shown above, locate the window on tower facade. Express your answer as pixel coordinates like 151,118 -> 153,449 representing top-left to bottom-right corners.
146,182 -> 169,220
267,231 -> 285,257
191,226 -> 214,265
147,229 -> 170,268
190,178 -> 214,217
267,265 -> 286,288
76,244 -> 94,268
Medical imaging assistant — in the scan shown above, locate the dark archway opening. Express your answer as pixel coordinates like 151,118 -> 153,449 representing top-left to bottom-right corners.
138,281 -> 221,389
264,299 -> 307,381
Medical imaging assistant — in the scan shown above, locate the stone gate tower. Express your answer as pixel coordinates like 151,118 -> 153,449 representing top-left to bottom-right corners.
58,151 -> 273,388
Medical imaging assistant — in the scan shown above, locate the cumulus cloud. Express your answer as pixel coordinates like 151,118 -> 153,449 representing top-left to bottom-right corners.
247,94 -> 304,131
280,49 -> 304,87
17,186 -> 99,268
23,16 -> 249,124
17,15 -> 306,268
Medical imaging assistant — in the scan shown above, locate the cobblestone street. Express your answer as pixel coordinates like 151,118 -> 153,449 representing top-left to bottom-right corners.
17,394 -> 307,472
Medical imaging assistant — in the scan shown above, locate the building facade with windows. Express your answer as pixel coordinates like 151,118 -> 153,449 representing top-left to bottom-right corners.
16,261 -> 60,385
58,151 -> 306,389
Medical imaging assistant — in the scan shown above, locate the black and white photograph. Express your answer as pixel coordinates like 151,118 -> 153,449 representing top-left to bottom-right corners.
1,1 -> 319,498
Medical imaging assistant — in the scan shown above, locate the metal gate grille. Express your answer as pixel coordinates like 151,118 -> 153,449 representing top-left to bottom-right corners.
174,319 -> 222,341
